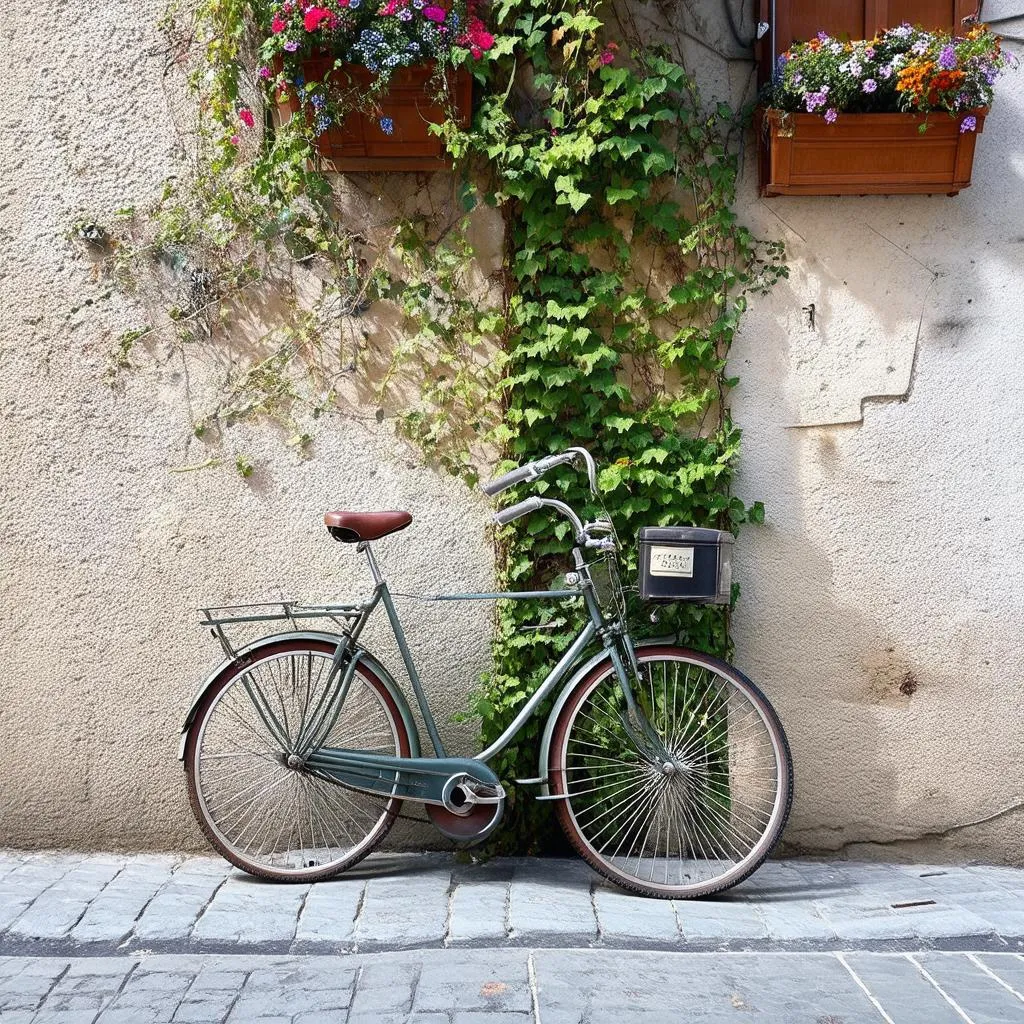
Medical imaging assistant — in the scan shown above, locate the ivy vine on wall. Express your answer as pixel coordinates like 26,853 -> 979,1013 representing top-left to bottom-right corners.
95,0 -> 786,851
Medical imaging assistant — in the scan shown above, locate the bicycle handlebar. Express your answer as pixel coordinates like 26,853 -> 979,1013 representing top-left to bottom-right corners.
491,496 -> 544,527
481,448 -> 598,498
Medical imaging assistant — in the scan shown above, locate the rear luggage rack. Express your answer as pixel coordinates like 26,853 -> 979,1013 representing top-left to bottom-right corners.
199,600 -> 371,660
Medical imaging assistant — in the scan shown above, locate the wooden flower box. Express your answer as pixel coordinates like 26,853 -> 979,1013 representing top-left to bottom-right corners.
756,107 -> 987,197
275,59 -> 472,173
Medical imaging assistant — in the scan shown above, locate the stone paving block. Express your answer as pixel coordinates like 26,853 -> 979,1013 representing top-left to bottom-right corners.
96,961 -> 197,1023
814,898 -> 916,941
354,868 -> 451,950
674,896 -> 768,942
293,876 -> 364,948
72,857 -> 179,944
0,860 -> 74,933
40,957 -> 135,1018
976,952 -> 1024,997
447,861 -> 514,947
348,962 -> 419,1015
452,1014 -> 532,1023
227,959 -> 356,1020
537,950 -> 881,1024
898,903 -> 997,942
915,951 -> 1024,1024
756,900 -> 838,942
960,894 -> 1024,938
132,859 -> 231,944
6,859 -> 125,941
733,860 -> 810,902
591,885 -> 678,946
191,876 -> 309,947
413,950 -> 531,1014
0,957 -> 69,1012
507,861 -> 596,944
966,865 -> 1024,894
840,953 -> 964,1023
914,866 -> 1019,899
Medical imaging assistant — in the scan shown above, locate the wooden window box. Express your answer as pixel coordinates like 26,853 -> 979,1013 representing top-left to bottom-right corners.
756,107 -> 987,197
275,59 -> 472,173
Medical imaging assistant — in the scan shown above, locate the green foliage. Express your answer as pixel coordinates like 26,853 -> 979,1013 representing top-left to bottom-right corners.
430,1 -> 786,851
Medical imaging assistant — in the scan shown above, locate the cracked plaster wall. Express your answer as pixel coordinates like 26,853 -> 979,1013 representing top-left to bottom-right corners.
1,0 -> 1023,862
725,7 -> 1024,862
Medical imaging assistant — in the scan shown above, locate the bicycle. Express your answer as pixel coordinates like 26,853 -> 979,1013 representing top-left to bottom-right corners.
179,447 -> 792,899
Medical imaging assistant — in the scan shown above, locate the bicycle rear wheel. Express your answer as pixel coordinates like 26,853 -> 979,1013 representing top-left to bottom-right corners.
549,646 -> 791,899
184,638 -> 409,882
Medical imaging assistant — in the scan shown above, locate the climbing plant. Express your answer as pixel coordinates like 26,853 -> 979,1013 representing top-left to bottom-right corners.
93,0 -> 785,851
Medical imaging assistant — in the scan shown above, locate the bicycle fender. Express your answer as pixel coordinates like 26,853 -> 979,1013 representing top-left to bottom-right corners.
536,639 -> 678,795
177,630 -> 421,760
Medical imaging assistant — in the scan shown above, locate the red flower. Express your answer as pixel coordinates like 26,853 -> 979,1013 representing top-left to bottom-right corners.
239,108 -> 255,128
303,6 -> 334,31
271,14 -> 286,32
458,16 -> 494,56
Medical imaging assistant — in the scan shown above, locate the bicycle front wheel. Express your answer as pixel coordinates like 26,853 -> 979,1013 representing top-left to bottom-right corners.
184,638 -> 410,882
549,646 -> 792,899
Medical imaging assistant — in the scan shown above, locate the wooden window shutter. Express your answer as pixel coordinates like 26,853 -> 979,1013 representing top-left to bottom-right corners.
767,1 -> 982,56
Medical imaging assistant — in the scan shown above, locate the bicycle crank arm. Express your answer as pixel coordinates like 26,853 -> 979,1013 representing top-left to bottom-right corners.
304,748 -> 504,812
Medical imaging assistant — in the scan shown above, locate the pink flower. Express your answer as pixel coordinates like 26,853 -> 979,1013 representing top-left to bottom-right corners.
423,6 -> 446,22
229,135 -> 240,146
304,6 -> 334,30
239,108 -> 255,127
271,14 -> 286,32
824,107 -> 838,124
258,65 -> 271,79
600,50 -> 615,65
458,15 -> 494,55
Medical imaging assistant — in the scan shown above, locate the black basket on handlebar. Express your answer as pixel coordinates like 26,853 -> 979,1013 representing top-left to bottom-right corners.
638,527 -> 733,604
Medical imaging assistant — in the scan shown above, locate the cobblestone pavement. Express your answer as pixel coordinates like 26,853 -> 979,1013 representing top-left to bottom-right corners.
2,949 -> 1024,1023
2,852 -> 1024,1022
1,852 -> 1022,956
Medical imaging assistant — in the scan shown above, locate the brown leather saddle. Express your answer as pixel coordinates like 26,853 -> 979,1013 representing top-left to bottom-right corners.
324,510 -> 412,544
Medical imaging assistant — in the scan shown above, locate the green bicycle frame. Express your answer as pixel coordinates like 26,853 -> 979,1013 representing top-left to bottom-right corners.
289,539 -> 657,806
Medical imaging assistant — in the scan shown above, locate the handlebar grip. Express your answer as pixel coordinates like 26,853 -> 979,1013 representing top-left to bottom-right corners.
492,496 -> 544,527
480,463 -> 538,497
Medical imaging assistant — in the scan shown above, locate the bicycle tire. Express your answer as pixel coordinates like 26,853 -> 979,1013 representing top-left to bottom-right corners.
548,645 -> 792,899
184,638 -> 410,882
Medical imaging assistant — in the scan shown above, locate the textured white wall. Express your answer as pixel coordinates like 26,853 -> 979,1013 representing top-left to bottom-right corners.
0,1 -> 494,850
1,1 -> 1021,861
730,23 -> 1024,864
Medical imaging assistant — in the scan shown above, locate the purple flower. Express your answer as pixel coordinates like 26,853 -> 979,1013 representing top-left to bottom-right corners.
862,79 -> 877,93
938,44 -> 957,70
879,64 -> 893,80
824,108 -> 838,124
792,72 -> 803,86
891,23 -> 912,39
960,115 -> 977,133
865,46 -> 875,58
816,31 -> 829,42
258,65 -> 271,79
398,8 -> 412,19
804,90 -> 825,113
912,39 -> 930,56
283,39 -> 299,52
847,60 -> 863,77
380,116 -> 395,135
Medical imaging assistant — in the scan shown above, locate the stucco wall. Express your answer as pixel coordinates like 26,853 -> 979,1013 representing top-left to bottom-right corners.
728,5 -> 1024,863
1,1 -> 1022,861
